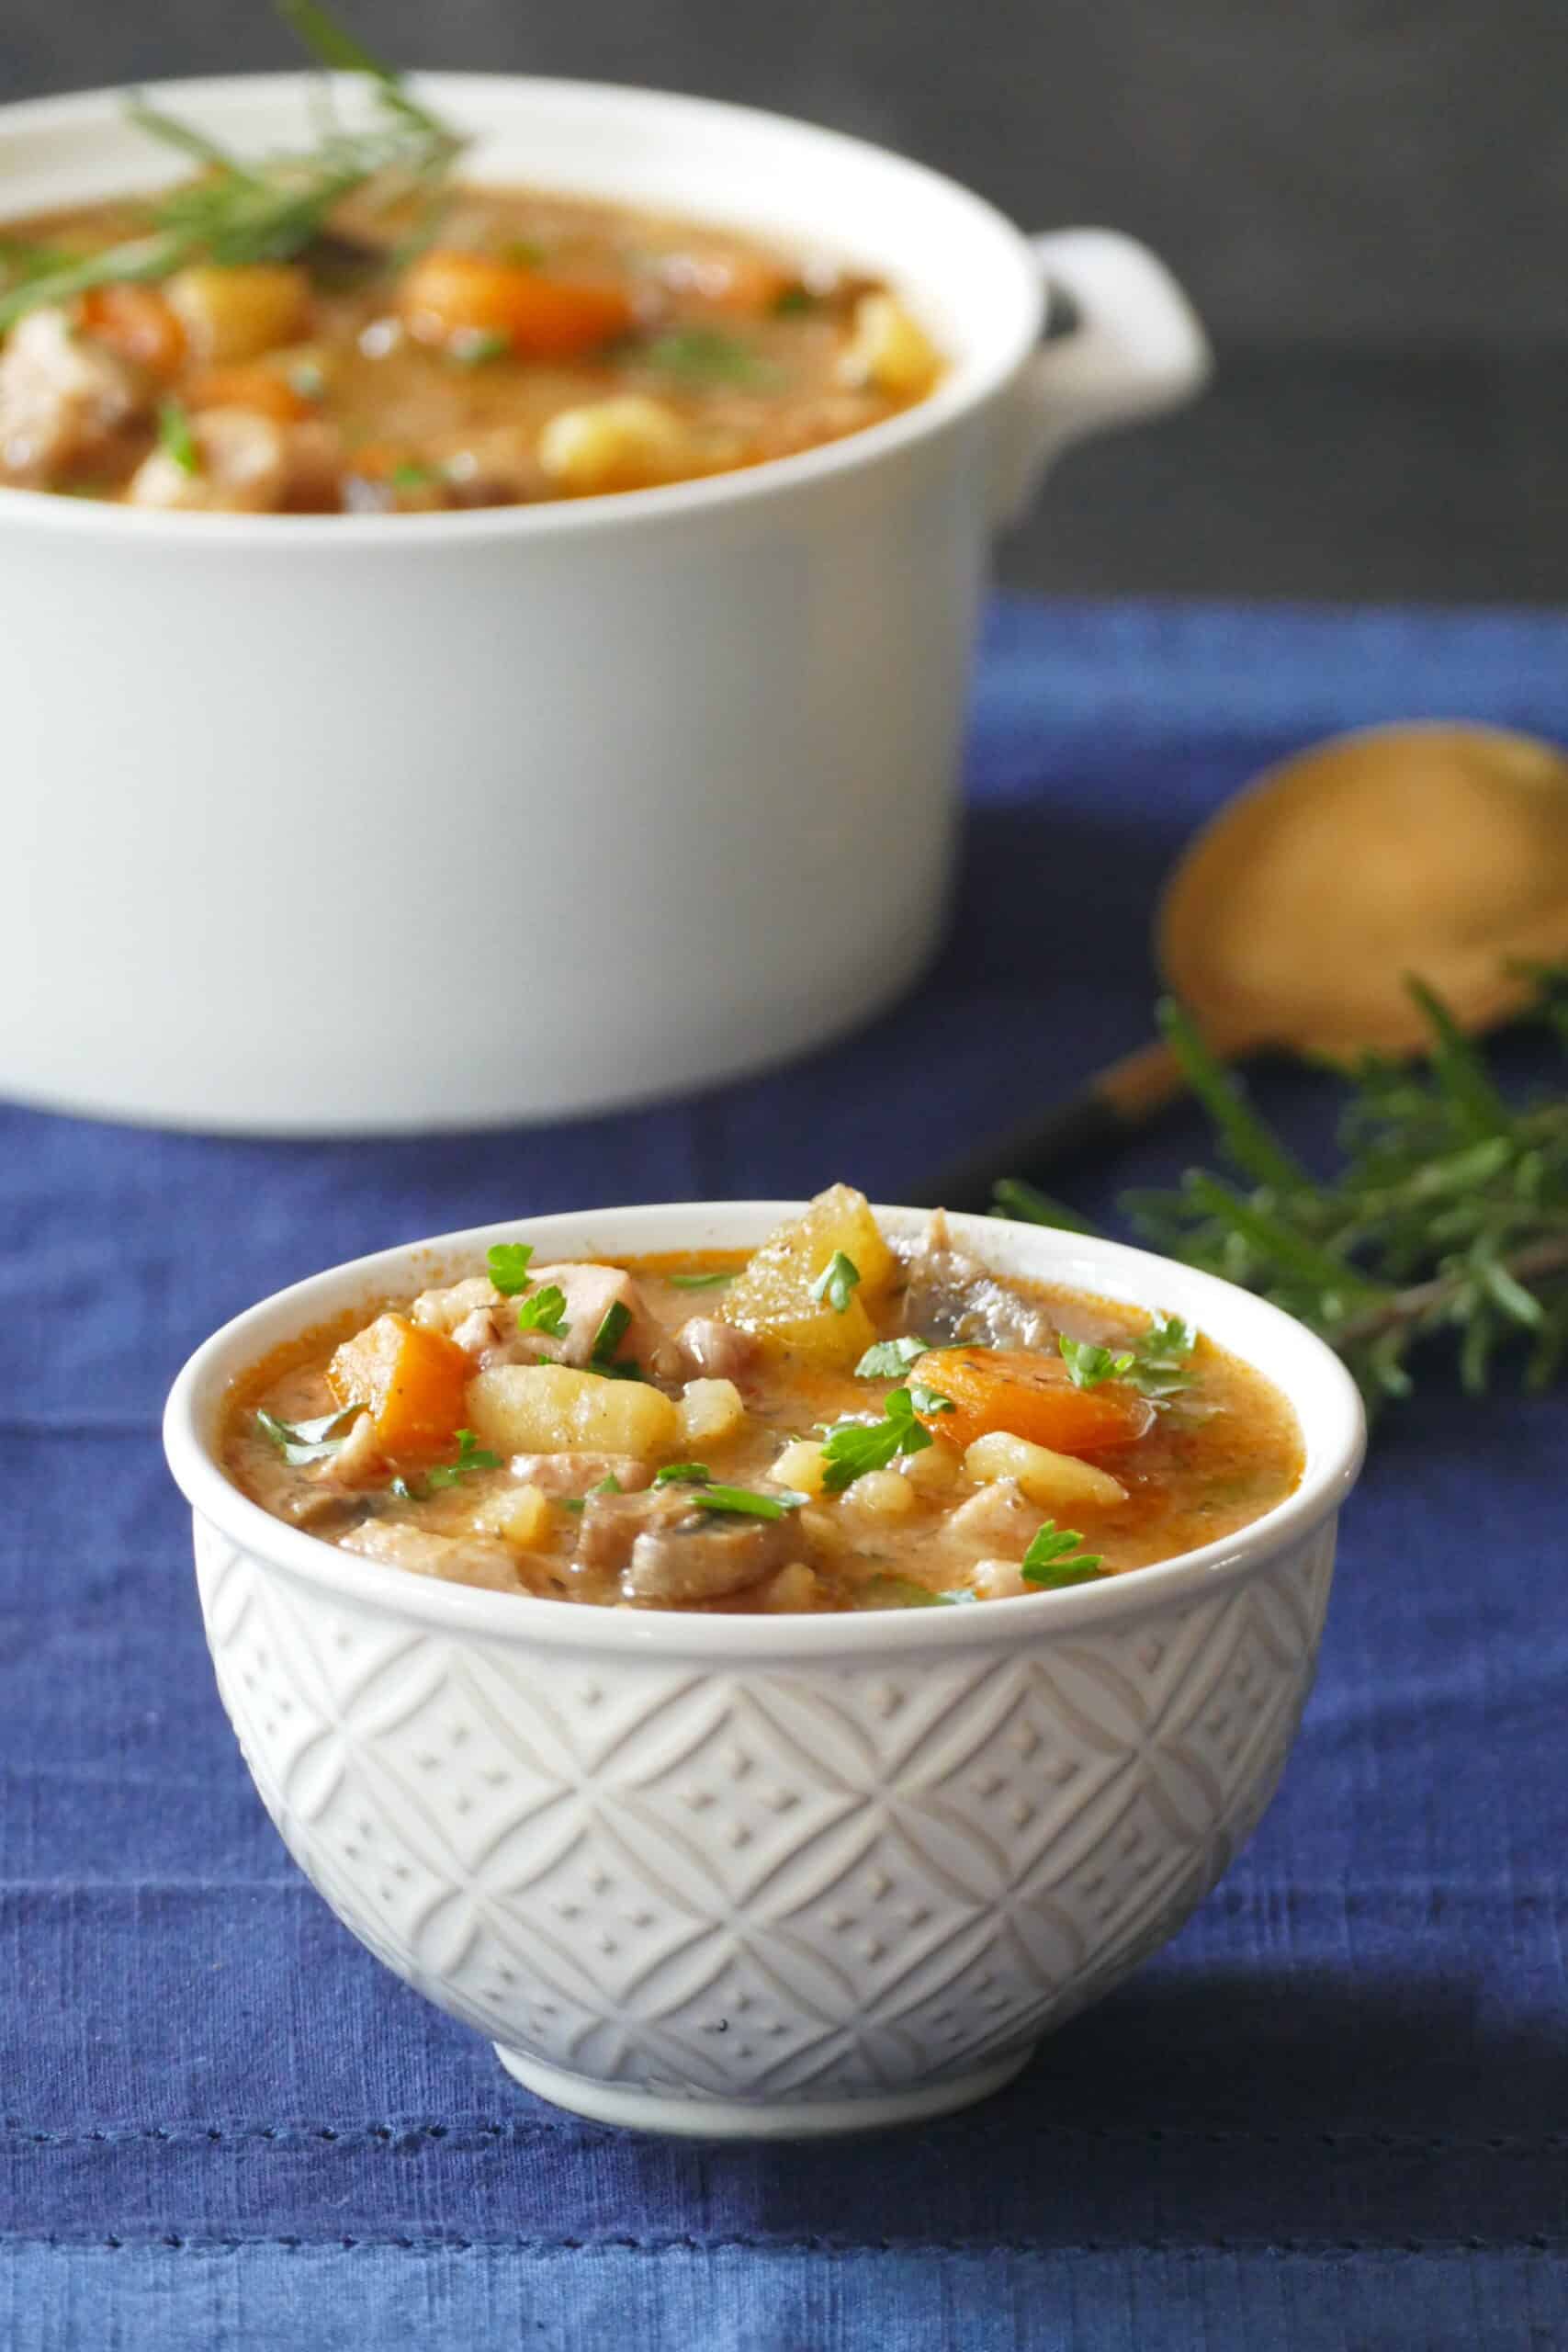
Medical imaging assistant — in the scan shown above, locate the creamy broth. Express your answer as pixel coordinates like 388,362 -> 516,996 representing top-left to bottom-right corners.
223,1190 -> 1303,1614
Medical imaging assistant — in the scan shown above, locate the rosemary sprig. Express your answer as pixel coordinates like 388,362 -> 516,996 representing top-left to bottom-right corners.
0,2 -> 463,334
996,971 -> 1568,1408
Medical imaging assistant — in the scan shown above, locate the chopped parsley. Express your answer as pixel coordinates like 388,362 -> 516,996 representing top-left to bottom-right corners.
855,1336 -> 931,1378
389,460 -> 438,491
255,1403 -> 362,1466
1058,1315 -> 1197,1398
907,1382 -> 955,1419
858,1575 -> 976,1611
391,1426 -> 502,1498
652,1464 -> 807,1519
809,1251 -> 861,1315
591,1473 -> 622,1496
773,284 -> 817,316
1127,1313 -> 1198,1397
501,237 -> 546,266
1058,1335 -> 1137,1391
157,398 -> 200,477
1020,1521 -> 1105,1589
486,1242 -> 535,1296
667,1270 -> 735,1292
590,1301 -> 633,1366
639,326 -> 770,383
449,326 -> 510,366
818,1387 -> 935,1491
516,1283 -> 570,1339
288,357 -> 326,400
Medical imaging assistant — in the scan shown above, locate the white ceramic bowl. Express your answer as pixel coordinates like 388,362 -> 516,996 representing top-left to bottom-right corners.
164,1203 -> 1364,2138
0,73 -> 1208,1134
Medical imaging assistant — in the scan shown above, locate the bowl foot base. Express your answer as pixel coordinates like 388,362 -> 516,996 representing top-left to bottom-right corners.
492,2043 -> 1034,2139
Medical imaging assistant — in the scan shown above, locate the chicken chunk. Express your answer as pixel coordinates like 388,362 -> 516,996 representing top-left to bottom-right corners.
575,1483 -> 797,1603
340,1520 -> 522,1592
0,307 -> 146,483
457,1262 -> 654,1372
664,1317 -> 760,1385
897,1210 -> 1058,1351
504,1452 -> 653,1497
128,405 -> 289,512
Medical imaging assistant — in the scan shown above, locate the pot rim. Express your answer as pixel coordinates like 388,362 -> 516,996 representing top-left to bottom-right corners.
0,69 -> 1043,550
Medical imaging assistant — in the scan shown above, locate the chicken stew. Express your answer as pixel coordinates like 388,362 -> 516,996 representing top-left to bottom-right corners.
223,1187 -> 1304,1614
0,17 -> 942,514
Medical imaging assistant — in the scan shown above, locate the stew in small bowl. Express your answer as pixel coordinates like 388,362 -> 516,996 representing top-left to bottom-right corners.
165,1197 -> 1363,2137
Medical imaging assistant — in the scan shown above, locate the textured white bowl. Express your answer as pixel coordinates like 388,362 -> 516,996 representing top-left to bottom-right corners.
164,1204 -> 1364,2137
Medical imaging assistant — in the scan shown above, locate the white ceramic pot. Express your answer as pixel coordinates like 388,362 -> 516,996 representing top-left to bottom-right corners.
164,1204 -> 1364,2138
0,74 -> 1208,1134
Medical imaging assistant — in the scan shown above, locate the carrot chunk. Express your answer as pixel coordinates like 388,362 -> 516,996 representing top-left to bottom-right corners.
914,1347 -> 1154,1455
186,366 -> 309,423
398,251 -> 634,358
327,1314 -> 470,1463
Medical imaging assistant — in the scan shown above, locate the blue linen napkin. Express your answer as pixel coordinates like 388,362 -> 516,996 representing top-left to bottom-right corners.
2,597 -> 1565,2349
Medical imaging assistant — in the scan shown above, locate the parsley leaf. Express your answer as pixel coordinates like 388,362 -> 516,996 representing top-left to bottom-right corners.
819,1387 -> 934,1491
389,460 -> 438,491
157,397 -> 200,476
1057,1317 -> 1197,1397
1058,1334 -> 1136,1390
808,1250 -> 862,1314
590,1301 -> 633,1365
1020,1521 -> 1106,1589
1127,1313 -> 1198,1397
591,1473 -> 622,1496
487,1242 -> 535,1296
694,1483 -> 807,1520
773,284 -> 817,316
517,1284 -> 570,1339
423,1427 -> 502,1490
255,1403 -> 362,1466
393,1428 -> 502,1497
449,326 -> 510,365
858,1575 -> 976,1611
907,1381 -> 954,1418
652,1464 -> 807,1518
855,1335 -> 931,1378
667,1269 -> 735,1292
639,326 -> 770,383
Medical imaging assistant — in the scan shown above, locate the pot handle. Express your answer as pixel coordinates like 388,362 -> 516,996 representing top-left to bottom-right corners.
993,228 -> 1212,523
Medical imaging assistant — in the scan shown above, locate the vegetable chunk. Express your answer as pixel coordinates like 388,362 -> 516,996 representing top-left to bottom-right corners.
722,1185 -> 897,1367
916,1347 -> 1153,1455
326,1312 -> 470,1463
465,1363 -> 679,1459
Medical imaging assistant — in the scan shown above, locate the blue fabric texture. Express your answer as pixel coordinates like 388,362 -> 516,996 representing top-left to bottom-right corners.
2,596 -> 1564,2347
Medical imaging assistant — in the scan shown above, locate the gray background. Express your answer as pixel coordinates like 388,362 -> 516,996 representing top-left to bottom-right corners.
6,0 -> 1566,601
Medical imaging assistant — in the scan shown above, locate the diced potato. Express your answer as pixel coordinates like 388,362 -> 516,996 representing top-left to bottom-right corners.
763,1563 -> 822,1613
678,1377 -> 746,1449
964,1430 -> 1127,1512
837,292 -> 941,397
537,395 -> 691,493
900,1443 -> 961,1496
166,264 -> 312,364
470,1482 -> 552,1550
411,1274 -> 501,1333
970,1556 -> 1032,1600
465,1363 -> 679,1459
722,1184 -> 897,1368
327,1313 -> 470,1464
771,1439 -> 830,1498
845,1468 -> 916,1519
